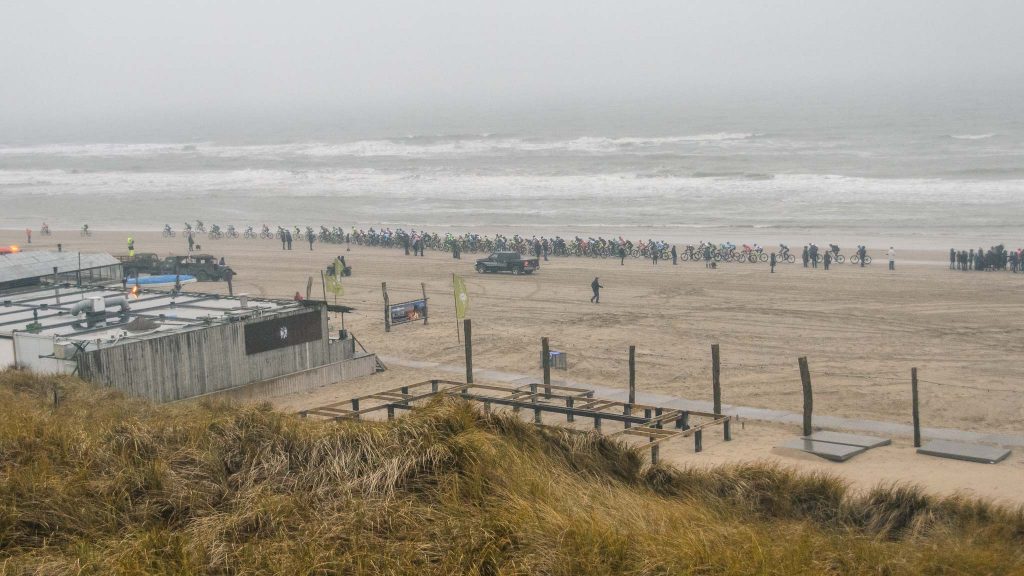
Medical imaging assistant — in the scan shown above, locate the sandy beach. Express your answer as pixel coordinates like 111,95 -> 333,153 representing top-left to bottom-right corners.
4,229 -> 1022,503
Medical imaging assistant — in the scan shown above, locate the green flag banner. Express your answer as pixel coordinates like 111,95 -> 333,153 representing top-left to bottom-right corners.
326,257 -> 344,296
453,274 -> 469,319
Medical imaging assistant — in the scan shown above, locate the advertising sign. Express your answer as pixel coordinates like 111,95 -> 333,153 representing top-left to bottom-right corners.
244,310 -> 322,355
389,299 -> 428,326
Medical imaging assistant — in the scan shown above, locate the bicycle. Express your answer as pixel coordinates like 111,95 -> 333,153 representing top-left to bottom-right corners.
162,224 -> 176,238
849,254 -> 872,265
80,225 -> 91,237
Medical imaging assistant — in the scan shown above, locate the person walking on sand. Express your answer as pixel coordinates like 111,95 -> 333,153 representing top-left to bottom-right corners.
307,229 -> 315,251
286,230 -> 293,250
671,245 -> 677,265
619,245 -> 626,266
590,277 -> 603,304
802,245 -> 809,268
888,246 -> 896,271
224,267 -> 235,296
823,250 -> 831,271
188,231 -> 195,253
770,252 -> 776,273
652,245 -> 658,265
25,228 -> 31,244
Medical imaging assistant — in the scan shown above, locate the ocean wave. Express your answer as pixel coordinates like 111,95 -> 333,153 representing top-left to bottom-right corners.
950,133 -> 996,140
2,168 -> 1023,205
0,133 -> 762,159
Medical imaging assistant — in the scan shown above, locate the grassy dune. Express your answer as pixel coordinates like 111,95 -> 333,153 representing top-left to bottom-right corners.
0,370 -> 1021,575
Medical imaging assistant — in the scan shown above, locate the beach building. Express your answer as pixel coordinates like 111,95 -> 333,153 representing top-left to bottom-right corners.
0,249 -> 123,290
0,277 -> 378,402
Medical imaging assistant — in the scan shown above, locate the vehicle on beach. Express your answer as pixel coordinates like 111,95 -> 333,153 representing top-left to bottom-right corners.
475,251 -> 540,275
116,252 -> 162,277
117,253 -> 230,282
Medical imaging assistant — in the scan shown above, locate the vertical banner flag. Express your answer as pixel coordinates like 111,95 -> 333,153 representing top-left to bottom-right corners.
453,274 -> 469,319
326,257 -> 344,296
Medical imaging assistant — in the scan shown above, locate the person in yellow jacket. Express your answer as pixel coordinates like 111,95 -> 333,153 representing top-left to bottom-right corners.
127,236 -> 135,257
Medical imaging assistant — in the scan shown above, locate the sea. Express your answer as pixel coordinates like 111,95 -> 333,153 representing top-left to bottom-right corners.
2,97 -> 1023,249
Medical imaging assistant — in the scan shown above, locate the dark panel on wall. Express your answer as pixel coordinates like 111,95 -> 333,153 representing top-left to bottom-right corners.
245,310 -> 322,355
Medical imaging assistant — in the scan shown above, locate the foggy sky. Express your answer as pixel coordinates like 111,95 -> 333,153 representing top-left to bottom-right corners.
1,0 -> 1022,136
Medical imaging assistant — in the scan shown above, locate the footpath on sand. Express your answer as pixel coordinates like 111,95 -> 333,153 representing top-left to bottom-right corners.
379,355 -> 1024,448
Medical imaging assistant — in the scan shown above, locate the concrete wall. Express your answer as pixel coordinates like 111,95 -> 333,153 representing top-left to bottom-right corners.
191,353 -> 377,404
76,307 -> 359,402
12,333 -> 76,374
0,338 -> 13,370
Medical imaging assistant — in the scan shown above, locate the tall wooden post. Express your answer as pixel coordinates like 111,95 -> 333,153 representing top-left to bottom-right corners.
799,356 -> 813,437
542,337 -> 551,398
911,367 -> 921,448
712,343 -> 722,415
625,345 -> 636,429
382,282 -> 391,332
628,345 -> 636,404
463,319 -> 473,384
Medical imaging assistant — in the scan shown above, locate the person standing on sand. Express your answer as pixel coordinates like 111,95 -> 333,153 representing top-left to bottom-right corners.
590,277 -> 603,303
770,252 -> 776,273
619,245 -> 626,266
188,232 -> 195,253
802,245 -> 809,268
888,246 -> 895,271
127,236 -> 135,258
307,229 -> 315,251
704,244 -> 713,268
671,245 -> 677,265
949,248 -> 956,270
809,244 -> 818,269
403,234 -> 410,255
823,250 -> 831,270
286,230 -> 293,250
25,229 -> 31,244
224,267 -> 235,296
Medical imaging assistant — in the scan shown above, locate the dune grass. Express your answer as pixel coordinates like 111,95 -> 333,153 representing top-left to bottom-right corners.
0,369 -> 1021,575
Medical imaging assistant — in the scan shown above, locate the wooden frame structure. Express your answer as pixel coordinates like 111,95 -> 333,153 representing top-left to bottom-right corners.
299,379 -> 732,464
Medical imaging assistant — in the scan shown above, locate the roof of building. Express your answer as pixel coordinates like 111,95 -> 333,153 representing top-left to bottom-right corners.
0,284 -> 308,346
0,251 -> 120,284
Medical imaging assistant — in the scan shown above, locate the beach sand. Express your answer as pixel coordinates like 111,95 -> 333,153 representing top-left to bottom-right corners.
4,230 -> 1022,503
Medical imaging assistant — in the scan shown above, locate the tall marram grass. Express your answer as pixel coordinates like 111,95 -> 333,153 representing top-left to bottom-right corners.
0,370 -> 1021,575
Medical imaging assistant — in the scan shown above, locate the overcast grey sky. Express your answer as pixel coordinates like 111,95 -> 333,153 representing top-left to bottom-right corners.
1,0 -> 1021,136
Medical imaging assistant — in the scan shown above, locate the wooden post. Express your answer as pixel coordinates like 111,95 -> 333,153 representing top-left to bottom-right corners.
694,429 -> 703,453
453,273 -> 460,343
421,282 -> 428,325
628,345 -> 636,404
542,337 -> 551,399
531,383 -> 542,424
53,267 -> 60,305
463,319 -> 473,384
320,270 -> 328,303
799,356 -> 813,437
651,444 -> 659,465
351,398 -> 360,420
565,397 -> 574,422
712,343 -> 722,415
306,276 -> 313,300
382,282 -> 391,332
911,367 -> 921,448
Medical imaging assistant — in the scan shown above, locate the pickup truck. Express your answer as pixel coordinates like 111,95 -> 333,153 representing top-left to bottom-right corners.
475,251 -> 539,275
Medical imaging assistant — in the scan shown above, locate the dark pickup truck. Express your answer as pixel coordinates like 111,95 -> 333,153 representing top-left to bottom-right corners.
475,251 -> 539,275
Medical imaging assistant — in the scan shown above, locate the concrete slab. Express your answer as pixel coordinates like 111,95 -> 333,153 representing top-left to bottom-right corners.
803,431 -> 891,449
917,440 -> 1011,464
779,438 -> 867,462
